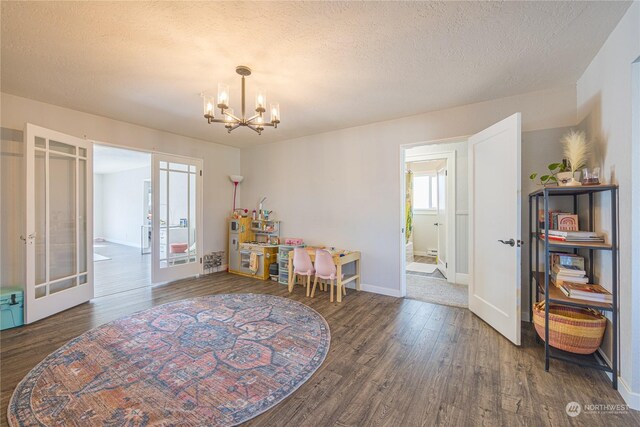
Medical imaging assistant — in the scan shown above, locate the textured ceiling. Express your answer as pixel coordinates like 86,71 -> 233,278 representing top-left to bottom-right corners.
0,1 -> 630,148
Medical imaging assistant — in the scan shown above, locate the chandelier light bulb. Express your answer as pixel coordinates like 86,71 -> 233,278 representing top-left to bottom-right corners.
217,83 -> 230,109
270,103 -> 280,124
225,108 -> 235,123
255,89 -> 267,112
202,95 -> 214,117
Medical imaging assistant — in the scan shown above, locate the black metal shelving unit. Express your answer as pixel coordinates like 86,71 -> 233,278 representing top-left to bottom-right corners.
528,184 -> 618,389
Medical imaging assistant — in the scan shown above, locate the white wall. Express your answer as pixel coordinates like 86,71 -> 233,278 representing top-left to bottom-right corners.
0,128 -> 24,287
241,85 -> 577,297
411,212 -> 437,255
521,126 -> 573,320
576,2 -> 640,407
0,93 -> 241,287
93,173 -> 104,239
98,165 -> 151,247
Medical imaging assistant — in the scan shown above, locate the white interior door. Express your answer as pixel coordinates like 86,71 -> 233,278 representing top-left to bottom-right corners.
468,113 -> 522,345
152,154 -> 203,283
436,166 -> 447,278
24,124 -> 93,323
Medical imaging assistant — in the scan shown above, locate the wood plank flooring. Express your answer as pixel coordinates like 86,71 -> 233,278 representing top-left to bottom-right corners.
94,241 -> 151,297
1,273 -> 638,426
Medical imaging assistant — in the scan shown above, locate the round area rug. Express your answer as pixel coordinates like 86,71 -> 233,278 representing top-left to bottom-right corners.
8,294 -> 330,426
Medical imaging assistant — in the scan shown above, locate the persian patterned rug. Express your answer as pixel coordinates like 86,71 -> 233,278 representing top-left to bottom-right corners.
8,294 -> 330,426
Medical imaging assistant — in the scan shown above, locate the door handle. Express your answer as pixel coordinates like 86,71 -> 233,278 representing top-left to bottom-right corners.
20,233 -> 36,244
498,239 -> 524,247
434,223 -> 439,226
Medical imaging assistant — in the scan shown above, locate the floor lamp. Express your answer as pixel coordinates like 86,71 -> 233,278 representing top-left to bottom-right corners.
229,175 -> 244,212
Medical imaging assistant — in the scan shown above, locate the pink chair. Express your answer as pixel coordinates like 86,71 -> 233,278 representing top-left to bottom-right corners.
292,247 -> 315,297
311,249 -> 345,302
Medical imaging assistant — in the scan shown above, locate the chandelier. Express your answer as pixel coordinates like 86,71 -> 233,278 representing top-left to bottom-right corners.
202,65 -> 280,135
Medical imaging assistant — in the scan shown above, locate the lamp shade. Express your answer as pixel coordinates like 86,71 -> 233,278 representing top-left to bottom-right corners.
202,95 -> 214,116
255,89 -> 267,112
270,103 -> 280,123
229,175 -> 244,184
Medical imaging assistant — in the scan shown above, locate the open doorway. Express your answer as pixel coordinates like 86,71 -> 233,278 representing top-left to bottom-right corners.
402,140 -> 468,307
93,145 -> 152,297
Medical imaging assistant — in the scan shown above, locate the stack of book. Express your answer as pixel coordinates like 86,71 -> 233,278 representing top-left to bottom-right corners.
552,264 -> 588,285
559,283 -> 613,304
550,252 -> 587,286
542,230 -> 605,243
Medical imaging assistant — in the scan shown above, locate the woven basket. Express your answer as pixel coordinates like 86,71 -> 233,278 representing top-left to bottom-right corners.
533,301 -> 606,354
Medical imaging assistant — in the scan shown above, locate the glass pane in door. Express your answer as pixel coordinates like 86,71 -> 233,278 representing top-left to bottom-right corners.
35,150 -> 46,285
159,168 -> 168,268
189,172 -> 197,262
49,140 -> 76,155
50,277 -> 76,294
78,158 -> 87,275
167,170 -> 188,266
49,152 -> 76,280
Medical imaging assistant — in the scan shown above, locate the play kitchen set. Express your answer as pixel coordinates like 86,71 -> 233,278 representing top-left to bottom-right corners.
228,200 -> 281,280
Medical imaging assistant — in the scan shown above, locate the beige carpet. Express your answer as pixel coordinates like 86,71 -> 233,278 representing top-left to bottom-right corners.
406,274 -> 468,308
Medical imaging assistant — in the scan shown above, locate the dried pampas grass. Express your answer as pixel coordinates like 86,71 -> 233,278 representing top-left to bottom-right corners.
561,130 -> 589,173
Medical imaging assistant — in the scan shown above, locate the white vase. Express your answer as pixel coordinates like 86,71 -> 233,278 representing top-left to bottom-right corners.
557,171 -> 581,187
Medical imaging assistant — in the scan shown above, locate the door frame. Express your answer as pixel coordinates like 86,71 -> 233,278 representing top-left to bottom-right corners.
92,141 -> 205,280
404,150 -> 456,282
435,163 -> 448,277
399,136 -> 466,297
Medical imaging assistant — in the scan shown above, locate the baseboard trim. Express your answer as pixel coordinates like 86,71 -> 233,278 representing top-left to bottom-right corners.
413,250 -> 428,257
101,238 -> 141,249
617,376 -> 640,410
455,273 -> 469,285
593,350 -> 640,410
349,282 -> 402,298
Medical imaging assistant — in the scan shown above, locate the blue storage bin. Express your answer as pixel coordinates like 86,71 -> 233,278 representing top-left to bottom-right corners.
0,287 -> 24,330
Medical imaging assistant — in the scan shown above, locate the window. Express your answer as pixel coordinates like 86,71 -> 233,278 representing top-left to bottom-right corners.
413,174 -> 437,210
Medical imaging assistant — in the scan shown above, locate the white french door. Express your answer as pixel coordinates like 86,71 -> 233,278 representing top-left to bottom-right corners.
436,166 -> 447,278
24,124 -> 93,324
468,113 -> 522,345
152,154 -> 203,283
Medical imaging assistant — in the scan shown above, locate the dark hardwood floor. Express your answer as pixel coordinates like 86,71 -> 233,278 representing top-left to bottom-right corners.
1,273 -> 637,426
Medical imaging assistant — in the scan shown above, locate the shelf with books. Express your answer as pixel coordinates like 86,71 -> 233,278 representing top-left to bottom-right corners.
528,184 -> 618,389
532,233 -> 613,250
532,272 -> 613,311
